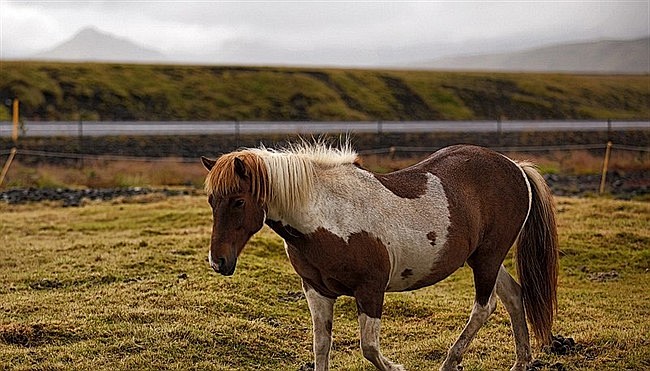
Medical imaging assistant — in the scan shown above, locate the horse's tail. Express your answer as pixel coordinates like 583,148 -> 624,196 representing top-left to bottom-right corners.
516,162 -> 559,346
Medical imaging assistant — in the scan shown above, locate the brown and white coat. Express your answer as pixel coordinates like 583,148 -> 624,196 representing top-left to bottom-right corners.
202,142 -> 558,371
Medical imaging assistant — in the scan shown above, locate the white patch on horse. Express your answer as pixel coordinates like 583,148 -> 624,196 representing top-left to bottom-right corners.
287,165 -> 451,292
358,313 -> 405,370
208,250 -> 216,271
304,286 -> 335,370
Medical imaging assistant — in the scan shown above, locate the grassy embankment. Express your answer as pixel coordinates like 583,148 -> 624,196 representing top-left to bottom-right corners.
1,62 -> 649,121
0,196 -> 648,370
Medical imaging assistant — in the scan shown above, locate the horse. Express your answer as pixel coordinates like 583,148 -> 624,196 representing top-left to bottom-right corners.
201,141 -> 558,371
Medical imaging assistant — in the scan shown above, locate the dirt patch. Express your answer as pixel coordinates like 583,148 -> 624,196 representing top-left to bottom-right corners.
28,278 -> 64,290
278,291 -> 305,302
587,270 -> 619,282
0,322 -> 82,347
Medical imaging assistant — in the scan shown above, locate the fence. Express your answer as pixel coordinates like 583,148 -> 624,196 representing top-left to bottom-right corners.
1,142 -> 648,194
1,120 -> 649,138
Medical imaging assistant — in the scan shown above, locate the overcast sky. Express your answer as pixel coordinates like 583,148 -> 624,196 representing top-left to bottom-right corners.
1,0 -> 648,66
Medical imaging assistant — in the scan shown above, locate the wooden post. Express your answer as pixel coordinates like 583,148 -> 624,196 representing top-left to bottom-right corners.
2,99 -> 20,187
0,147 -> 18,188
78,117 -> 84,168
11,99 -> 19,144
599,141 -> 613,194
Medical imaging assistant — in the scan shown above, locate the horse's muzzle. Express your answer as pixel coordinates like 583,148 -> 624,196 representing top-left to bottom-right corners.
209,254 -> 237,276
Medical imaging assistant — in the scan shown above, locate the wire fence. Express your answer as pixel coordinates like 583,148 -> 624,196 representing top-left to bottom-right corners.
2,142 -> 648,193
0,149 -> 197,163
1,143 -> 649,162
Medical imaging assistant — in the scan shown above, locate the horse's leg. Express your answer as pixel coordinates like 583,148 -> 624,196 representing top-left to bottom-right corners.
496,265 -> 532,371
355,290 -> 405,371
440,262 -> 499,371
303,281 -> 336,371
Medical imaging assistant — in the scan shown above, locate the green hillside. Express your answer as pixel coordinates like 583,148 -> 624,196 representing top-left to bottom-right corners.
1,61 -> 648,121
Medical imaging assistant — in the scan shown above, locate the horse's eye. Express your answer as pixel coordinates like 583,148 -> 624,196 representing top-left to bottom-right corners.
233,199 -> 245,208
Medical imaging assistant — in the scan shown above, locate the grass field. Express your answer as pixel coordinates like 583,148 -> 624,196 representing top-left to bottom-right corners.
0,195 -> 648,370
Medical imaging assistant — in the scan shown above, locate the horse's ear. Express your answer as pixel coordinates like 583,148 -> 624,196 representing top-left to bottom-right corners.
234,157 -> 247,178
201,156 -> 216,171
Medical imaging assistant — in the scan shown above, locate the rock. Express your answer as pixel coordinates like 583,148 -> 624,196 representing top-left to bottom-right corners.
587,270 -> 619,282
544,334 -> 578,355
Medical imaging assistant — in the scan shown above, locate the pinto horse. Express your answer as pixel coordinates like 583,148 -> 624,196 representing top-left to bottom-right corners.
201,142 -> 558,371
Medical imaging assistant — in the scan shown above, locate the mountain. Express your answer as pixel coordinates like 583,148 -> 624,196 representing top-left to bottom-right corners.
418,37 -> 650,73
32,27 -> 165,63
27,29 -> 649,73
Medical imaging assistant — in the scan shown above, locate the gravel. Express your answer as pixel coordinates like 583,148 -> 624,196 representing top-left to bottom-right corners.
545,170 -> 649,199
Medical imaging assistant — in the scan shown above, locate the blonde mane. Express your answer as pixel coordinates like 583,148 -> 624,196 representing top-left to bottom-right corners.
205,141 -> 358,217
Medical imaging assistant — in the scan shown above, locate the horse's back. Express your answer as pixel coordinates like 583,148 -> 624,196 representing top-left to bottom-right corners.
421,145 -> 530,211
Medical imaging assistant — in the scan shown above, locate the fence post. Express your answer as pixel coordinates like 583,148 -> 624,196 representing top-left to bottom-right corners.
2,99 -> 20,187
78,116 -> 84,168
0,147 -> 18,188
11,99 -> 19,144
235,120 -> 240,148
607,118 -> 612,142
599,141 -> 613,194
376,121 -> 383,146
496,118 -> 502,145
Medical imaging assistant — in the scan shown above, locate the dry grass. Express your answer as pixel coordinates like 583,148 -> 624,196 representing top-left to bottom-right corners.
3,158 -> 206,189
0,195 -> 648,370
2,145 -> 648,191
506,149 -> 650,175
362,148 -> 649,176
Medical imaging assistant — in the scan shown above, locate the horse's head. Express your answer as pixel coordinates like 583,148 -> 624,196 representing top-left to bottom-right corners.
201,152 -> 269,276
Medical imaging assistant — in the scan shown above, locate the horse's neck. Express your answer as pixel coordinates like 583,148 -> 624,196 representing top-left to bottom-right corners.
267,165 -> 366,233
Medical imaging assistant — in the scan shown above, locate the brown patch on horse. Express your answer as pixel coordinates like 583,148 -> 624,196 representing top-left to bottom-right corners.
407,145 -> 530,294
204,151 -> 270,205
400,269 -> 413,279
267,222 -> 390,318
426,231 -> 437,247
373,171 -> 428,199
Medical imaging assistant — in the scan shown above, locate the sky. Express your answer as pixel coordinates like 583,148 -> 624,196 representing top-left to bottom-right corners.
1,0 -> 649,66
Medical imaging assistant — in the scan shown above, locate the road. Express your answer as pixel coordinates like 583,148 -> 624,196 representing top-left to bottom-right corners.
0,120 -> 648,137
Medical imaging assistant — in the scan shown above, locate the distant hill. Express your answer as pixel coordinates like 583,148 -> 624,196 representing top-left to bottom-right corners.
0,62 -> 648,121
32,27 -> 165,63
26,28 -> 649,73
419,37 -> 650,74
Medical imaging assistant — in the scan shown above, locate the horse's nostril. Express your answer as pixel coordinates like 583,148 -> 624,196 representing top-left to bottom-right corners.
217,257 -> 226,271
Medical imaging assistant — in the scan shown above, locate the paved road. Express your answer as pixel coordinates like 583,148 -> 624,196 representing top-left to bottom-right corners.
1,120 -> 648,137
